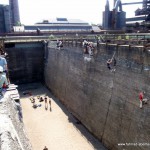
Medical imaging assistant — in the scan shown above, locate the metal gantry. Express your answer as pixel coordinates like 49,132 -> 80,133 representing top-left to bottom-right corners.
122,0 -> 150,16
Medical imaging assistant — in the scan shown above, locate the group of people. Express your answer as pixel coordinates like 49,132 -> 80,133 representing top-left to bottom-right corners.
83,40 -> 116,70
82,40 -> 94,57
0,39 -> 148,111
30,95 -> 52,111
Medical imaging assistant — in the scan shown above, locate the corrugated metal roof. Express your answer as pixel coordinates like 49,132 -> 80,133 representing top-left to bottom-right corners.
126,20 -> 144,24
25,24 -> 91,27
36,18 -> 89,25
92,26 -> 101,32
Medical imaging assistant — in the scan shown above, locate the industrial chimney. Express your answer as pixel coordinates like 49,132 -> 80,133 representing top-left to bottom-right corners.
9,0 -> 20,27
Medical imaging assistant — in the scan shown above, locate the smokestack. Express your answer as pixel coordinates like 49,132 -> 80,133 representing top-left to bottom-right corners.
9,0 -> 20,27
114,0 -> 117,7
103,0 -> 110,29
106,0 -> 110,11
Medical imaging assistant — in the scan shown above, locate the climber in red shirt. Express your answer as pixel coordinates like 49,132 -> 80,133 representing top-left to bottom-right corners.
139,91 -> 148,108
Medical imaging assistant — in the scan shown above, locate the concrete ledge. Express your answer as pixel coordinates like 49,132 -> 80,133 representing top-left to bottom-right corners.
0,89 -> 32,150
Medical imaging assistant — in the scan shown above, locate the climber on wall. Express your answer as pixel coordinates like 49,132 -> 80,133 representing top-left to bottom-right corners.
83,40 -> 89,55
107,59 -> 112,70
107,51 -> 117,72
88,42 -> 94,57
139,91 -> 148,109
56,40 -> 63,50
83,40 -> 95,58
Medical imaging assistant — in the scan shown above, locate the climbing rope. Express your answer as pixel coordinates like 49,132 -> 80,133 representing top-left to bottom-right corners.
101,69 -> 116,141
111,51 -> 116,61
102,49 -> 118,140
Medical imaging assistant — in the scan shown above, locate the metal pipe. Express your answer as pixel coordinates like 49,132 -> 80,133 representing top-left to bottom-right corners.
122,2 -> 143,5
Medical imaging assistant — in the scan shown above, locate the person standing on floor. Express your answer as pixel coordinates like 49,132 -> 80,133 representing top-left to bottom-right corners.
43,146 -> 48,150
49,98 -> 51,111
45,96 -> 48,110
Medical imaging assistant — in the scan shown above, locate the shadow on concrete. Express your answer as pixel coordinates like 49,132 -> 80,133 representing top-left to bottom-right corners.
44,86 -> 107,150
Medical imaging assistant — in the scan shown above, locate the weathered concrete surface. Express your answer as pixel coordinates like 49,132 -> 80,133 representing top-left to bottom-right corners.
5,42 -> 44,84
0,90 -> 32,150
19,83 -> 106,150
45,41 -> 150,150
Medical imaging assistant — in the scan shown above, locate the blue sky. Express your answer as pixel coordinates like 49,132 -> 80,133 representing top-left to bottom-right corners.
0,0 -> 142,25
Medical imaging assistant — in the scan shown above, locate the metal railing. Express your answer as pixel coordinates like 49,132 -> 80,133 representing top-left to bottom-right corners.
0,33 -> 150,46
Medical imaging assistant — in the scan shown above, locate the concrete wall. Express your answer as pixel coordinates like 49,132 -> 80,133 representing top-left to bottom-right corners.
0,90 -> 32,150
45,41 -> 150,150
5,42 -> 44,84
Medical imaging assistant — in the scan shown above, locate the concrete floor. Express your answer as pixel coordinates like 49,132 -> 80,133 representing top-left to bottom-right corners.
19,83 -> 107,150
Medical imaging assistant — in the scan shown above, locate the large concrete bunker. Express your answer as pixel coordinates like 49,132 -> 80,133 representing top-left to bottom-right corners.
4,39 -> 150,150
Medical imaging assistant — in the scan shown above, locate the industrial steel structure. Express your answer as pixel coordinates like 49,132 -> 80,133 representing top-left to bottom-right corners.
9,0 -> 20,27
102,0 -> 126,30
122,0 -> 149,16
0,0 -> 20,33
103,0 -> 150,31
0,4 -> 11,33
124,1 -> 150,24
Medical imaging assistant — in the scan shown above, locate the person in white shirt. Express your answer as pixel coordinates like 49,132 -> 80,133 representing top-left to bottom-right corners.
0,55 -> 7,71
